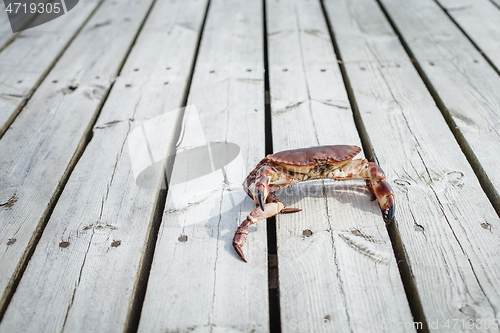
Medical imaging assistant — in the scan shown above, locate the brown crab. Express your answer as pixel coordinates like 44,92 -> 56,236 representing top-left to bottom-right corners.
233,145 -> 395,262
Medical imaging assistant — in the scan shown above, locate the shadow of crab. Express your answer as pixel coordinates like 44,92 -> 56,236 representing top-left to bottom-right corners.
201,179 -> 383,261
273,179 -> 382,216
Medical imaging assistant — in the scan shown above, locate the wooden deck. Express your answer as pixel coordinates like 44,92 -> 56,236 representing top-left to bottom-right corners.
1,0 -> 500,332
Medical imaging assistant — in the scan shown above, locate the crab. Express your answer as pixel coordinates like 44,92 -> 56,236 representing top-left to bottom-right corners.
233,145 -> 395,262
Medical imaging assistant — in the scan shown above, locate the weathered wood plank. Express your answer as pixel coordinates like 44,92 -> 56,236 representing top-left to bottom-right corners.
436,0 -> 500,71
138,1 -> 269,332
266,0 -> 415,331
0,0 -> 155,321
325,0 -> 500,329
0,0 -> 100,138
0,1 -> 207,332
379,0 -> 500,210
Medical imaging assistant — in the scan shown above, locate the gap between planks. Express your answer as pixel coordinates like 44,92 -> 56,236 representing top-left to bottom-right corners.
262,1 -> 282,332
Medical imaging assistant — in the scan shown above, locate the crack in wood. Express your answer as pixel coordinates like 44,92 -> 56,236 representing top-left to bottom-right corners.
445,5 -> 473,12
93,20 -> 112,29
0,94 -> 24,99
322,185 -> 353,333
61,230 -> 94,332
0,195 -> 18,210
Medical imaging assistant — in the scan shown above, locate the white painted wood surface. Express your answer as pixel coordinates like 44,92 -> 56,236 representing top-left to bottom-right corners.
0,0 -> 100,138
138,1 -> 270,332
379,0 -> 500,209
0,0 -> 154,320
0,1 -> 207,332
436,0 -> 500,71
325,0 -> 500,329
266,0 -> 415,332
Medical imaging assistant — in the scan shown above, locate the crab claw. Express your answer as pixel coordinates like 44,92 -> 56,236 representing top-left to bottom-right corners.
253,176 -> 270,211
233,201 -> 284,262
256,187 -> 266,212
372,180 -> 395,223
382,190 -> 395,223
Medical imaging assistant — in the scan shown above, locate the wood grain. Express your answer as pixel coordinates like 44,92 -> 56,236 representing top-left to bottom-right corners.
137,0 -> 270,332
0,0 -> 155,324
325,0 -> 500,328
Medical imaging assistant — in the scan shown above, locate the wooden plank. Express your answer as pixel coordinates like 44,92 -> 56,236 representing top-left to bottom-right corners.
0,0 -> 155,319
266,0 -> 415,332
0,1 -> 207,331
436,0 -> 500,71
324,0 -> 500,328
0,0 -> 100,138
137,1 -> 269,332
379,0 -> 500,209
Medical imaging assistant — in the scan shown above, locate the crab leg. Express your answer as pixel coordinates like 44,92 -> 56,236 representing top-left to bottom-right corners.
233,202 -> 284,262
336,159 -> 395,223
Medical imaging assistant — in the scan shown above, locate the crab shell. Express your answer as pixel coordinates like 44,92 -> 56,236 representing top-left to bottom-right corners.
264,145 -> 362,173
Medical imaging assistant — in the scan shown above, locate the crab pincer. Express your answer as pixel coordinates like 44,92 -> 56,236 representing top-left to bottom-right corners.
374,180 -> 395,223
233,145 -> 395,262
233,202 -> 284,262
